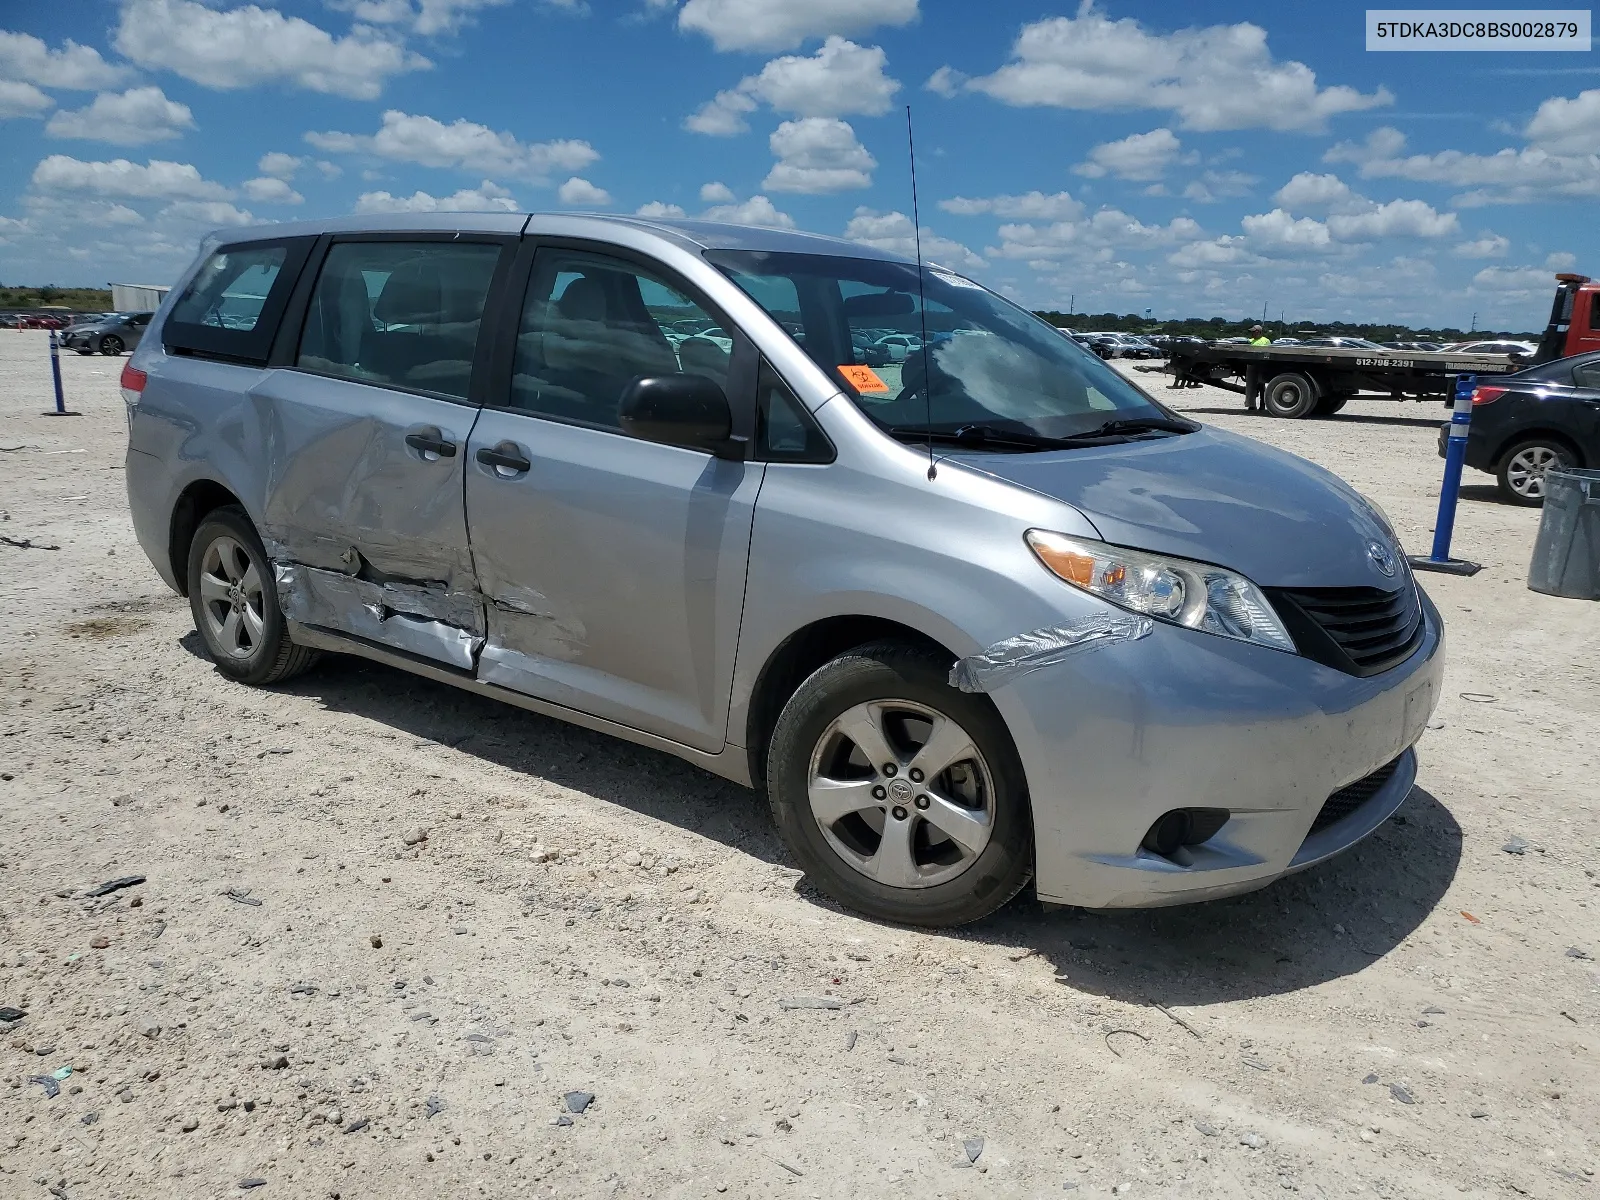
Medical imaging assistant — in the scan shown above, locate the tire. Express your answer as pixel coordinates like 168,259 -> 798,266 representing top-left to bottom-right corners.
186,505 -> 319,685
1495,437 -> 1576,506
99,335 -> 124,356
1313,393 -> 1351,416
1262,372 -> 1317,418
766,640 -> 1034,927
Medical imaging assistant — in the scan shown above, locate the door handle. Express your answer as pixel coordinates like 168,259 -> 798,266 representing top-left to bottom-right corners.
476,444 -> 531,473
405,430 -> 457,457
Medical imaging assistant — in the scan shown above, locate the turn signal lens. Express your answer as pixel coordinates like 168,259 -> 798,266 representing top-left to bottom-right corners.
1025,530 -> 1296,654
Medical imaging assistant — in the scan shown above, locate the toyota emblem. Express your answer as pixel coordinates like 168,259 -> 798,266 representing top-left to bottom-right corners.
1367,540 -> 1397,578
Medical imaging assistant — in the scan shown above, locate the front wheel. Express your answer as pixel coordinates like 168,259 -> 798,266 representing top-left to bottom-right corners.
1496,438 -> 1575,506
99,335 -> 124,356
186,506 -> 319,684
766,641 -> 1034,927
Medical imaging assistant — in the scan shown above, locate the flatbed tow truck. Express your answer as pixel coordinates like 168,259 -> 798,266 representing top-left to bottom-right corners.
1156,273 -> 1600,419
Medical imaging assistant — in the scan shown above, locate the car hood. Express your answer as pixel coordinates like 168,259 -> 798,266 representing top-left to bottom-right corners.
951,426 -> 1402,589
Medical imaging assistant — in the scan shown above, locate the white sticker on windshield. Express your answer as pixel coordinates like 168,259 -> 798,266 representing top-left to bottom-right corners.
929,267 -> 982,289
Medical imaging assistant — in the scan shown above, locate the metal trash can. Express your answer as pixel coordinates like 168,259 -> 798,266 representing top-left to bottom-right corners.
1528,467 -> 1600,600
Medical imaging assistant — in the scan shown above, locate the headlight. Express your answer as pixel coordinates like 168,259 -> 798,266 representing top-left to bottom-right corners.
1026,530 -> 1296,654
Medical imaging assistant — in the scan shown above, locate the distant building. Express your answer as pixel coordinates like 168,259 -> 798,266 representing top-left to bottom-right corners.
111,283 -> 170,312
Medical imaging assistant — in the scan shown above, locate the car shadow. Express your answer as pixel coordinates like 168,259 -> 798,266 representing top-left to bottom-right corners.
191,635 -> 1461,1003
267,650 -> 791,867
938,786 -> 1461,1006
1459,482 -> 1514,505
1169,405 -> 1445,430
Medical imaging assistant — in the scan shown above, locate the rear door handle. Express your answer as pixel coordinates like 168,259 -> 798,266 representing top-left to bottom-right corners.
405,430 -> 457,457
476,444 -> 532,474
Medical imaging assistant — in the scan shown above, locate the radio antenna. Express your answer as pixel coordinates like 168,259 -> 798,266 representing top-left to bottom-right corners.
906,104 -> 935,481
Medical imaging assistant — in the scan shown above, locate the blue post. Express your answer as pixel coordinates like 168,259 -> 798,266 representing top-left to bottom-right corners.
1409,374 -> 1481,576
42,329 -> 80,417
48,330 -> 66,412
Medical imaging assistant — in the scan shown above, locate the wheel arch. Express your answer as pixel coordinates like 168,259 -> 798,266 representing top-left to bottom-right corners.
169,479 -> 247,596
743,615 -> 958,791
1491,428 -> 1587,469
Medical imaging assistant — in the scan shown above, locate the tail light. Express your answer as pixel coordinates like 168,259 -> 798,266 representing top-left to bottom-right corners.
119,361 -> 147,407
1471,385 -> 1506,406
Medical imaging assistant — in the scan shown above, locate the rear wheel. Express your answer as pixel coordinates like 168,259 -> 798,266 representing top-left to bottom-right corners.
1496,437 -> 1575,506
187,506 -> 319,685
99,335 -> 124,356
1262,372 -> 1317,418
766,641 -> 1034,927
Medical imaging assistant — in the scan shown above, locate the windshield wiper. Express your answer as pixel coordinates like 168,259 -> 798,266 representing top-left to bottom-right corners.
884,424 -> 1079,451
1066,416 -> 1199,439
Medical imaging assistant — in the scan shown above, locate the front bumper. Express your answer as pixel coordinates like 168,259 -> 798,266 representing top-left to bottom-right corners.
994,587 -> 1444,908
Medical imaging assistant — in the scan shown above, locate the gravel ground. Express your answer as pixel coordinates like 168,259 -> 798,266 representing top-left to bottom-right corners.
0,331 -> 1596,1200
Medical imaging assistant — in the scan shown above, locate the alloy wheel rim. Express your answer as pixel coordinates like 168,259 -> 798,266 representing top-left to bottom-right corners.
198,535 -> 265,660
1507,446 -> 1560,497
806,699 -> 995,890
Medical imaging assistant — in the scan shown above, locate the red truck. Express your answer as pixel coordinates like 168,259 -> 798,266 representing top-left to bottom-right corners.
1531,272 -> 1600,363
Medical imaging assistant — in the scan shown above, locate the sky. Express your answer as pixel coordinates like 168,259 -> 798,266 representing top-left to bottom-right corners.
1,0 -> 1596,330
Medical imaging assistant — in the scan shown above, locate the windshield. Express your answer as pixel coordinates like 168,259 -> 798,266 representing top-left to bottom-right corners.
706,250 -> 1181,442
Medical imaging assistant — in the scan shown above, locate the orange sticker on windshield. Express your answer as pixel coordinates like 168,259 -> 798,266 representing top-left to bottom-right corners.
838,364 -> 890,392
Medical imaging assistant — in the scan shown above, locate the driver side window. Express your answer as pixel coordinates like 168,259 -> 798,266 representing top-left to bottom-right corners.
510,251 -> 733,430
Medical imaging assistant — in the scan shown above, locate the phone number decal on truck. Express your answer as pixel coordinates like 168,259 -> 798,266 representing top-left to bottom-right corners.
1356,357 -> 1411,367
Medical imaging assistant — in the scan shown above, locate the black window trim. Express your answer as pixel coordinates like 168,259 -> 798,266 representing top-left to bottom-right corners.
755,356 -> 835,465
270,230 -> 520,410
162,235 -> 316,365
482,236 -> 759,457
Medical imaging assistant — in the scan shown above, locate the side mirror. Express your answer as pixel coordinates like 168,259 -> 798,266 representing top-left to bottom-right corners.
618,373 -> 743,459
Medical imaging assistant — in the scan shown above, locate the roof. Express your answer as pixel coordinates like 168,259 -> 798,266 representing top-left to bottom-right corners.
197,211 -> 911,264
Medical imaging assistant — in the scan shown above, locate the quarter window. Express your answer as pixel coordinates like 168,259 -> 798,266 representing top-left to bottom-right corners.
163,238 -> 312,364
756,360 -> 832,463
1573,361 -> 1600,389
297,241 -> 503,401
509,251 -> 733,429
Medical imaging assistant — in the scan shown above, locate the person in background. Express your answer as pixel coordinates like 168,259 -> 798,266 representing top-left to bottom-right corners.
1249,325 -> 1271,346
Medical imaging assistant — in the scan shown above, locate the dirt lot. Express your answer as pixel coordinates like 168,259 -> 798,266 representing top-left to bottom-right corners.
1,331 -> 1596,1200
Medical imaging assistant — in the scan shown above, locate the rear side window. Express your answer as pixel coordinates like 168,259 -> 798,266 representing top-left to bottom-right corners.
297,240 -> 503,401
164,239 -> 312,363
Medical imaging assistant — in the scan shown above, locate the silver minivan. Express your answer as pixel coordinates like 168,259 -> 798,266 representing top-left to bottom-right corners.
123,214 -> 1443,926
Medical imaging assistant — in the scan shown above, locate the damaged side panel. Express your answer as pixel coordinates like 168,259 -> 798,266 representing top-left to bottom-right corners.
276,563 -> 483,670
249,368 -> 484,669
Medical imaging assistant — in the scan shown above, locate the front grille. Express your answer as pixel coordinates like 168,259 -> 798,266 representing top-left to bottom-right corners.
1269,582 -> 1424,677
1310,756 -> 1403,835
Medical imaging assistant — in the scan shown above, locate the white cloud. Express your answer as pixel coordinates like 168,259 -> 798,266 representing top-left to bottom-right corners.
30,155 -> 233,200
763,117 -> 875,193
0,80 -> 53,120
636,201 -> 687,218
1524,88 -> 1600,155
699,181 -> 735,203
1453,233 -> 1509,259
353,179 -> 520,213
1072,128 -> 1183,181
1241,208 -> 1332,250
0,31 -> 131,90
241,177 -> 304,204
685,38 -> 898,134
989,209 -> 1204,261
1547,251 -> 1577,271
557,176 -> 612,206
1272,171 -> 1367,214
258,152 -> 303,179
924,65 -> 965,97
307,110 -> 598,180
677,0 -> 918,53
114,0 -> 429,101
939,191 -> 1084,220
1471,263 -> 1562,293
1326,199 -> 1457,241
843,207 -> 985,271
45,87 -> 197,146
331,0 -> 512,37
160,199 -> 256,227
958,4 -> 1391,132
1325,125 -> 1600,205
1181,169 -> 1255,202
702,194 -> 795,227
